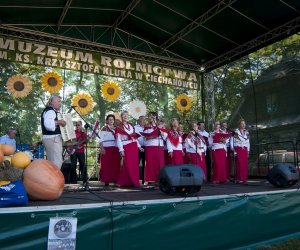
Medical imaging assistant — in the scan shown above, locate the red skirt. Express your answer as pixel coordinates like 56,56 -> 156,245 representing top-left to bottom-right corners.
234,147 -> 248,181
189,152 -> 207,179
99,146 -> 120,183
226,147 -> 232,179
212,148 -> 227,182
145,146 -> 165,182
183,148 -> 190,164
169,150 -> 183,165
117,142 -> 140,187
164,149 -> 171,165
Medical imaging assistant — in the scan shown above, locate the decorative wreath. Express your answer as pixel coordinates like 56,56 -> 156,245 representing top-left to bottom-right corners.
6,74 -> 32,98
176,94 -> 192,112
41,71 -> 63,93
128,100 -> 147,119
71,93 -> 94,115
101,81 -> 121,102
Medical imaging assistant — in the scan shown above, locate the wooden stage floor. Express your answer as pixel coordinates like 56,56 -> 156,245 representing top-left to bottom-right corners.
28,179 -> 300,207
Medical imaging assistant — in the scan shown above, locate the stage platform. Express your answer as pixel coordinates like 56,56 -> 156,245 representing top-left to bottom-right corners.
28,179 -> 299,207
2,179 -> 300,250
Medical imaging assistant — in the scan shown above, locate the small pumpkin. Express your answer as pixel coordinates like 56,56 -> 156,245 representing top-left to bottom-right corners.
1,144 -> 15,156
23,159 -> 65,200
0,150 -> 3,163
0,180 -> 10,186
11,152 -> 31,169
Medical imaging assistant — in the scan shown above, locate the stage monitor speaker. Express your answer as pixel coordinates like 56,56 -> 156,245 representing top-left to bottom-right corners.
267,163 -> 299,187
158,164 -> 204,195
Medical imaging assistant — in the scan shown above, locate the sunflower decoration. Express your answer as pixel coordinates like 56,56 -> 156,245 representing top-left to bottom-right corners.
101,81 -> 121,102
6,74 -> 32,98
41,71 -> 63,93
71,93 -> 94,115
176,94 -> 192,112
129,100 -> 147,120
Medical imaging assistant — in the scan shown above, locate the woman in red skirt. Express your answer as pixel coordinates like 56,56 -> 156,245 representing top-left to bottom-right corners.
116,111 -> 143,187
166,118 -> 184,165
185,121 -> 207,179
209,121 -> 229,184
99,114 -> 120,186
232,119 -> 250,183
142,112 -> 167,184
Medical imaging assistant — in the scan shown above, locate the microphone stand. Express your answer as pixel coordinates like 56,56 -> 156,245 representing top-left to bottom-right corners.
16,129 -> 24,151
69,106 -> 102,191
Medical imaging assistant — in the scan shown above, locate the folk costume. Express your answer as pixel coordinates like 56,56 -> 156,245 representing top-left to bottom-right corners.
185,131 -> 207,178
166,129 -> 183,165
209,130 -> 230,183
142,125 -> 168,182
41,106 -> 63,169
99,125 -> 120,184
199,129 -> 211,181
232,129 -> 250,182
116,122 -> 140,187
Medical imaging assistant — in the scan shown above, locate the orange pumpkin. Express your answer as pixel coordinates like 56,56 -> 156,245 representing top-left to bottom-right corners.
23,159 -> 65,200
11,152 -> 31,169
1,144 -> 15,156
0,150 -> 3,163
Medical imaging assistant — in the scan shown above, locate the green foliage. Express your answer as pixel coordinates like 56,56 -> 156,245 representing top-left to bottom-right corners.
211,34 -> 300,124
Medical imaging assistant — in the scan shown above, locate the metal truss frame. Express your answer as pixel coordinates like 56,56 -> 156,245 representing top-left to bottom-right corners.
159,0 -> 237,51
203,16 -> 300,71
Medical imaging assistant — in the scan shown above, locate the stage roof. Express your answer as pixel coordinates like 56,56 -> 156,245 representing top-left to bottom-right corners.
0,0 -> 299,72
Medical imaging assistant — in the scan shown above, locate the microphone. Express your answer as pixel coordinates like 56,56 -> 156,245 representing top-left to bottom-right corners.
67,106 -> 76,113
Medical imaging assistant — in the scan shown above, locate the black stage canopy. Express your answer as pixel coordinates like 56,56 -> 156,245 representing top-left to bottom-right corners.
0,0 -> 299,72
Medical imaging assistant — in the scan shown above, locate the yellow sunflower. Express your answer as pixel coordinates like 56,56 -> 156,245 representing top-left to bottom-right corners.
176,94 -> 192,112
41,71 -> 63,93
71,93 -> 94,115
101,81 -> 121,102
6,74 -> 32,98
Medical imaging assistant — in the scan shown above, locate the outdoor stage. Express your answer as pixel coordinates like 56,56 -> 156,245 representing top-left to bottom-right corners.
28,179 -> 298,206
2,180 -> 300,250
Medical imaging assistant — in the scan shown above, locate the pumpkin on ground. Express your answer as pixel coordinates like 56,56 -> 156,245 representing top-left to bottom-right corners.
11,152 -> 31,169
1,144 -> 15,156
23,159 -> 65,200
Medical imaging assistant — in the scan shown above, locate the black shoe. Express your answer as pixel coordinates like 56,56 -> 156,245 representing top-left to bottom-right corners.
83,182 -> 89,191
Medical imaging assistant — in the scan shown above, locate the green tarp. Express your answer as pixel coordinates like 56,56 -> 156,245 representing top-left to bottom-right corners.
1,190 -> 300,249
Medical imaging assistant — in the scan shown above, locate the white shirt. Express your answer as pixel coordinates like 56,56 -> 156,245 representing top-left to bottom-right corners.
143,126 -> 167,147
0,134 -> 16,150
185,132 -> 207,155
99,126 -> 117,147
208,131 -> 227,151
42,109 -> 61,139
232,129 -> 250,152
166,130 -> 182,153
116,123 -> 141,152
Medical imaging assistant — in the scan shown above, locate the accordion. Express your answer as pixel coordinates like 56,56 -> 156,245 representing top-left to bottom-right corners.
57,113 -> 76,142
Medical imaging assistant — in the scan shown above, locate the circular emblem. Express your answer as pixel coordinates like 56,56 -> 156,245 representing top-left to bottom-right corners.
54,219 -> 72,238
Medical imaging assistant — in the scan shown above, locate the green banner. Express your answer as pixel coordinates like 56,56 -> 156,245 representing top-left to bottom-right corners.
0,36 -> 199,89
1,191 -> 300,250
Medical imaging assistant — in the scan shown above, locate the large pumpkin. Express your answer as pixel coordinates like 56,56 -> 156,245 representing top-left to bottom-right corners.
23,159 -> 65,200
1,144 -> 15,156
11,152 -> 31,169
0,150 -> 3,163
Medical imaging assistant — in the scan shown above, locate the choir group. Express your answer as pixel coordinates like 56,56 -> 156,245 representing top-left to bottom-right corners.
98,111 -> 250,187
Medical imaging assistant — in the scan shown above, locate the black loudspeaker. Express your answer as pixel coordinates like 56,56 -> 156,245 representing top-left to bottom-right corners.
267,163 -> 299,187
158,164 -> 204,195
